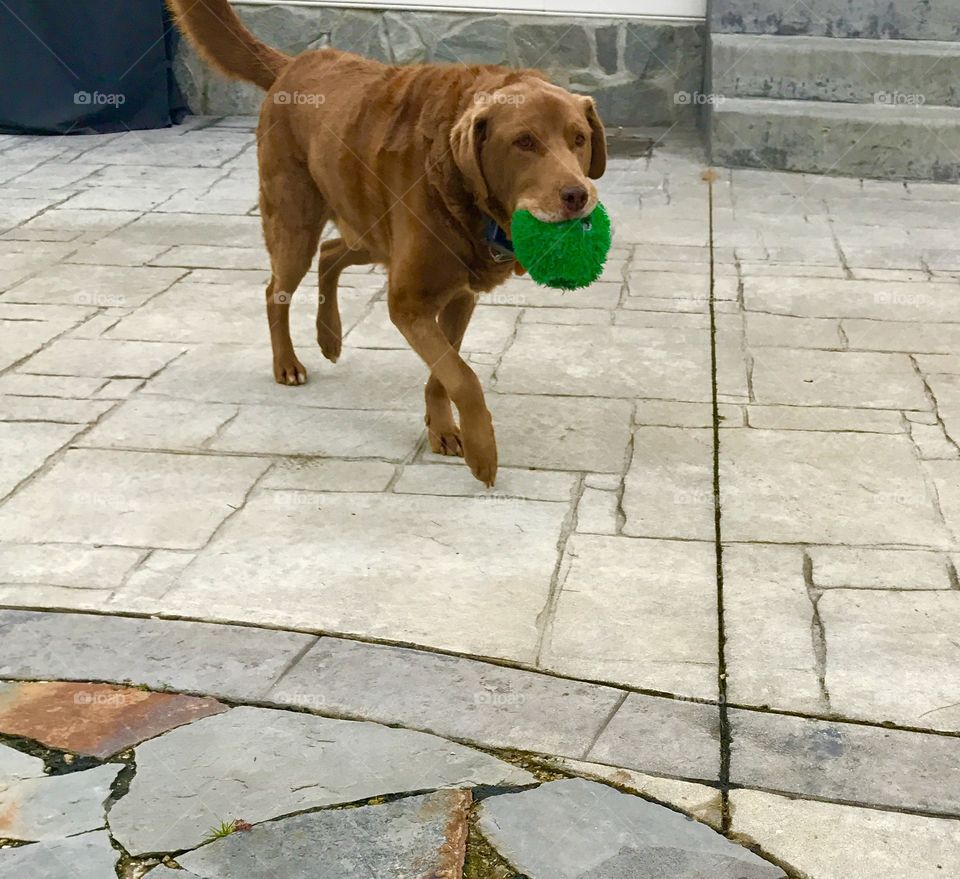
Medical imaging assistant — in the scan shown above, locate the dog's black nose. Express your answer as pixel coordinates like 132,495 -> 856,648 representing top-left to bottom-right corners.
561,185 -> 588,214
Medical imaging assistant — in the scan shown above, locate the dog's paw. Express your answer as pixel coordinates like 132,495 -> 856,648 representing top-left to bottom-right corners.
426,414 -> 463,457
430,428 -> 464,457
317,323 -> 341,364
462,415 -> 497,488
273,356 -> 307,386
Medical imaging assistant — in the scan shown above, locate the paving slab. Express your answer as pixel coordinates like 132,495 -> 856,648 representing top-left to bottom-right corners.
745,404 -> 904,433
268,636 -> 622,757
0,830 -> 119,879
750,348 -> 929,409
162,491 -> 564,661
729,709 -> 960,814
0,372 -> 105,398
743,277 -> 960,322
202,403 -> 423,459
622,427 -> 715,540
0,448 -> 269,549
393,463 -> 576,502
260,458 -> 395,492
108,706 -> 532,854
575,486 -> 619,534
79,396 -> 238,450
485,393 -> 633,472
842,319 -> 960,355
540,535 -> 718,699
105,279 -> 376,346
744,312 -> 842,348
808,546 -> 953,589
175,790 -> 470,878
0,394 -> 114,422
3,264 -> 183,307
927,460 -> 960,543
720,429 -> 952,547
910,420 -> 960,458
544,758 -> 723,829
819,590 -> 960,731
585,693 -> 721,781
0,743 -> 45,781
0,313 -> 79,371
926,373 -> 960,445
477,778 -> 784,879
495,324 -> 711,401
64,239 -> 171,267
348,301 -> 518,354
0,610 -> 315,700
0,420 -> 82,500
142,344 -> 425,411
729,790 -> 960,879
19,337 -> 185,378
722,544 -> 824,713
0,680 -> 226,758
0,763 -> 119,841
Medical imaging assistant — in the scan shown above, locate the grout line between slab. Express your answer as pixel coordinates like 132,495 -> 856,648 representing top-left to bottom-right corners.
707,171 -> 733,834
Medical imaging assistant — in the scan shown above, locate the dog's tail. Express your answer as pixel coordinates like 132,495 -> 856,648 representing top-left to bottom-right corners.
166,0 -> 290,90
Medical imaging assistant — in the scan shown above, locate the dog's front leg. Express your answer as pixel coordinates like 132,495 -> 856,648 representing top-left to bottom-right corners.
424,292 -> 477,457
389,279 -> 496,487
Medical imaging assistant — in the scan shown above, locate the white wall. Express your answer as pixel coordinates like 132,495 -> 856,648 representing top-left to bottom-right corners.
237,0 -> 707,21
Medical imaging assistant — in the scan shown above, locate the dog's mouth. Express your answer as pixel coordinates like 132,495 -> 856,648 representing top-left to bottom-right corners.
518,195 -> 598,224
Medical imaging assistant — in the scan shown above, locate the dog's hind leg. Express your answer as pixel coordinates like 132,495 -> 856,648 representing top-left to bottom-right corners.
316,237 -> 372,363
260,160 -> 328,385
424,291 -> 476,457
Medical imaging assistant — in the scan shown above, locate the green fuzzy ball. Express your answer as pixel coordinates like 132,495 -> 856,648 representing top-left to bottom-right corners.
511,203 -> 611,291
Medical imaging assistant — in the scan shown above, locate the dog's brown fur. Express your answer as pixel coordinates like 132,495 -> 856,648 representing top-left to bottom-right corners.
167,0 -> 606,485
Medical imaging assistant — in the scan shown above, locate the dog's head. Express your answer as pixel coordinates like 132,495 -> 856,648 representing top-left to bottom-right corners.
451,76 -> 606,227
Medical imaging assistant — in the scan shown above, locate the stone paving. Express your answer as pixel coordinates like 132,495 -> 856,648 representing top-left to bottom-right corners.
1,119 -> 959,877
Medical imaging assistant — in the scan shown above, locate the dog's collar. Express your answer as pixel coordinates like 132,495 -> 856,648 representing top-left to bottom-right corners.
483,216 -> 515,263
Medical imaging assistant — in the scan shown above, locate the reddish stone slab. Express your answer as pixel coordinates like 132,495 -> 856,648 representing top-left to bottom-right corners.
0,681 -> 227,758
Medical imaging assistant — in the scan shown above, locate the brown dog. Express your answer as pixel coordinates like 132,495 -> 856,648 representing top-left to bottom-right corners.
168,0 -> 606,486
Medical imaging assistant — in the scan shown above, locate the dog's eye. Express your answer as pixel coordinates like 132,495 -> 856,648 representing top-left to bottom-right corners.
514,134 -> 536,151
575,132 -> 587,147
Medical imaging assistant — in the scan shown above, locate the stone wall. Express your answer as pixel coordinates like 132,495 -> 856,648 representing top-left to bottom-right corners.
173,3 -> 706,128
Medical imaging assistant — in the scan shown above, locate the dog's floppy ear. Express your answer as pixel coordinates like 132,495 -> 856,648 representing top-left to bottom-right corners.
582,96 -> 606,179
451,102 -> 490,206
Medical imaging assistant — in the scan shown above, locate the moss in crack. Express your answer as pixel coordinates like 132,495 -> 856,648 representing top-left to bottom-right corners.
110,833 -> 157,879
105,753 -> 137,811
484,749 -> 568,783
0,732 -> 104,775
463,823 -> 523,879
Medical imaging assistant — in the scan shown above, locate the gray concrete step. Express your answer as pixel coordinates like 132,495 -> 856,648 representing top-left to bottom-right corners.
710,97 -> 960,181
711,0 -> 959,42
712,34 -> 960,107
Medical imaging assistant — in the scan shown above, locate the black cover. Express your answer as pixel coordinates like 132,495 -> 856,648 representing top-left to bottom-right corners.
0,0 -> 187,135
